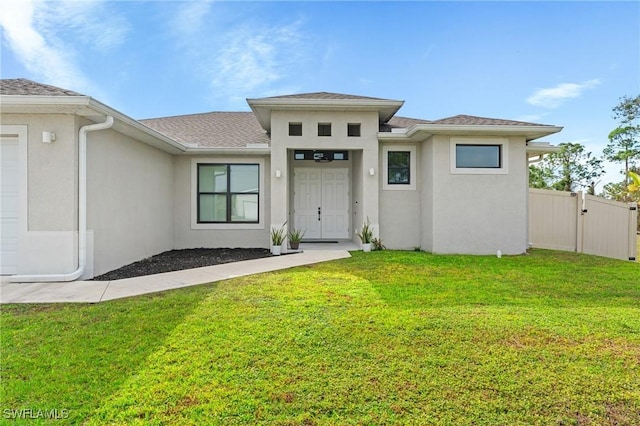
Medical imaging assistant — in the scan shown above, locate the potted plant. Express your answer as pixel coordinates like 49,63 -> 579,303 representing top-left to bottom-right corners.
356,217 -> 373,252
287,227 -> 306,250
270,222 -> 286,255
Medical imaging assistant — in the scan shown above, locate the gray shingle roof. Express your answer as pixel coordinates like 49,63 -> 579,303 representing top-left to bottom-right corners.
260,92 -> 395,101
0,78 -> 85,96
431,114 -> 547,126
140,112 -> 270,148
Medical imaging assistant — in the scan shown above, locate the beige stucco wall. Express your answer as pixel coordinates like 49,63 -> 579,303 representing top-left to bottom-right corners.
172,155 -> 271,249
269,110 -> 380,244
87,126 -> 175,277
429,135 -> 528,254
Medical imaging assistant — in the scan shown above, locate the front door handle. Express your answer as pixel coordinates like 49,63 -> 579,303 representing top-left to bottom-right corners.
317,207 -> 321,221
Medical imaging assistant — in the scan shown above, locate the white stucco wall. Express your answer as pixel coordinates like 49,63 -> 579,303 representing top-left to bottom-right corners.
87,127 -> 175,277
430,135 -> 528,254
420,138 -> 434,252
379,142 -> 422,249
1,114 -> 79,274
172,155 -> 271,249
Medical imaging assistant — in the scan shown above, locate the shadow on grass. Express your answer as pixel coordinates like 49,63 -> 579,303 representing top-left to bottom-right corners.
0,283 -> 219,423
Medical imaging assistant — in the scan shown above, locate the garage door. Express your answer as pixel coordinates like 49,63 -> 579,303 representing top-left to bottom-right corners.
1,136 -> 19,274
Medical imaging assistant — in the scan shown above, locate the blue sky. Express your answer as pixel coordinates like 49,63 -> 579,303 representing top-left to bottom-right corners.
1,1 -> 639,188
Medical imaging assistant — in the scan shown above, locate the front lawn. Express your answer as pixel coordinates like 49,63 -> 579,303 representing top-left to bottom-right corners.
2,250 -> 639,425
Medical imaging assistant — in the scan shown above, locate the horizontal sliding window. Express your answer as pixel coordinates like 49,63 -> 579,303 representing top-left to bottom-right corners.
197,164 -> 259,223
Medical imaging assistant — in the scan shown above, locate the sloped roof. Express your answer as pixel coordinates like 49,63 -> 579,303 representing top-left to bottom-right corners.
0,78 -> 85,96
431,114 -> 547,127
140,112 -> 269,148
261,92 -> 396,101
1,78 -> 560,148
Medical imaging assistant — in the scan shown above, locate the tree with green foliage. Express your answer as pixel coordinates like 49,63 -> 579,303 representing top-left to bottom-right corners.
529,142 -> 604,193
604,95 -> 640,186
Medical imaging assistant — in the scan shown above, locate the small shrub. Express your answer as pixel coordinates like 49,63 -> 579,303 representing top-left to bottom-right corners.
371,238 -> 386,251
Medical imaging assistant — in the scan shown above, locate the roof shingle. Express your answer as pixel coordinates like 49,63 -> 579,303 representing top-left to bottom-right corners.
140,112 -> 270,148
259,92 -> 395,101
431,114 -> 547,126
0,78 -> 85,96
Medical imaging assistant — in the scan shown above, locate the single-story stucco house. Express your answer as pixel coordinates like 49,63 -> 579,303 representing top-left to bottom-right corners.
0,78 -> 562,281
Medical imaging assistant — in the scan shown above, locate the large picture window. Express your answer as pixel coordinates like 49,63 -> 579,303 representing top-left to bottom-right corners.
387,151 -> 411,184
197,164 -> 259,223
456,144 -> 501,168
450,138 -> 509,175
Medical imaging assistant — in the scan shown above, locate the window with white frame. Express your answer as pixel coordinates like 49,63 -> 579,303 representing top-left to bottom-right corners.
382,145 -> 417,190
450,137 -> 509,175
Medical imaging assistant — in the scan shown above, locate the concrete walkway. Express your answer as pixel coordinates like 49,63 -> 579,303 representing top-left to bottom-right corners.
0,250 -> 351,304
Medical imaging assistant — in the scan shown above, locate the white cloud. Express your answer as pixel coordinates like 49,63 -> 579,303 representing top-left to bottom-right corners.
0,0 -> 127,92
172,0 -> 214,36
514,112 -> 549,123
206,20 -> 308,101
527,79 -> 601,109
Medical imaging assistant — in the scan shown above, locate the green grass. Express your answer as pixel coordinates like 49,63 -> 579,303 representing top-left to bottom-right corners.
2,249 -> 639,425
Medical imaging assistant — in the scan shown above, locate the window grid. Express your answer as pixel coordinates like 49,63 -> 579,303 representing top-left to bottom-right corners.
197,164 -> 259,223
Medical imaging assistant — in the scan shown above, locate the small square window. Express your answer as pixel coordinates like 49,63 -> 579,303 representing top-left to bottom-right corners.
318,123 -> 331,137
289,123 -> 302,136
348,123 -> 361,137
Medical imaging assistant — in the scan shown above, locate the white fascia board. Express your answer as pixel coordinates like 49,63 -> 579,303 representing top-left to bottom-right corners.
0,95 -> 188,154
247,98 -> 404,131
405,123 -> 563,141
526,141 -> 560,156
182,147 -> 271,155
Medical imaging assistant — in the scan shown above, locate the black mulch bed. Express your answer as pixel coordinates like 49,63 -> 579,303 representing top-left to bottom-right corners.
92,248 -> 272,281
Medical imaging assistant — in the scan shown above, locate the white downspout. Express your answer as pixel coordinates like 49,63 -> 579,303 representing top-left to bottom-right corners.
10,116 -> 114,283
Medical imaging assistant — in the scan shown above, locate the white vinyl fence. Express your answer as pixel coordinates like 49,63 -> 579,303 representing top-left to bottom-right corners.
529,189 -> 638,261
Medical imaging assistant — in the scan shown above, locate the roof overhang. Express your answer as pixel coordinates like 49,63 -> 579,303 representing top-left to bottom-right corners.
247,97 -> 404,131
378,123 -> 563,142
0,95 -> 188,154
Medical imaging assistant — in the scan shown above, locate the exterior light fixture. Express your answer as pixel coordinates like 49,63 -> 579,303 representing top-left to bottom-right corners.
42,131 -> 56,143
369,168 -> 375,176
275,169 -> 281,178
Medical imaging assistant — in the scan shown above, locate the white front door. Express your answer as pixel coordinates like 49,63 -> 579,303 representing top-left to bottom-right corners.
294,168 -> 349,239
1,136 -> 19,274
